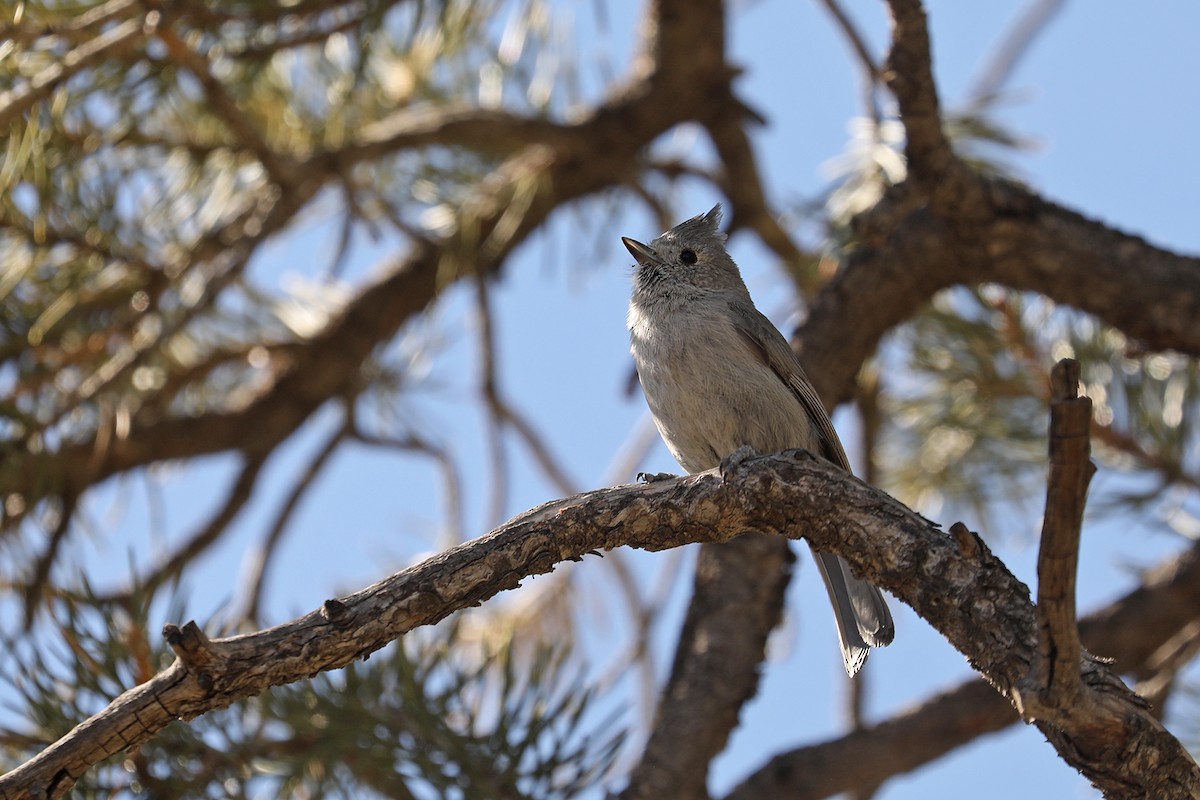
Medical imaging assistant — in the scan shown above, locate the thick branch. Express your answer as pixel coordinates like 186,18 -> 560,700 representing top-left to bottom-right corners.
796,0 -> 1199,409
884,0 -> 953,181
4,452 -> 1197,799
726,679 -> 1008,800
797,176 -> 1200,406
621,535 -> 793,800
726,541 -> 1200,799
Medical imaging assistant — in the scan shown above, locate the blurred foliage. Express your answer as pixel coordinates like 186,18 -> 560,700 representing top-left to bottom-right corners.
0,590 -> 624,799
2,0 -> 630,794
784,94 -> 1031,295
0,0 -> 583,508
802,87 -> 1200,541
945,94 -> 1038,178
877,286 -> 1200,537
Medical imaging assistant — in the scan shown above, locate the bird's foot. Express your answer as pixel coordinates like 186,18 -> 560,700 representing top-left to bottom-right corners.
720,445 -> 758,480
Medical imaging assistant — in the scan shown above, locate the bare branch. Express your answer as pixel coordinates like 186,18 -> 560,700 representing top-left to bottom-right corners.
725,680 -> 1011,800
793,2 -> 1198,417
816,0 -> 884,124
1136,620 -> 1200,720
237,425 -> 349,626
727,539 -> 1200,799
475,274 -> 581,499
22,493 -> 78,627
594,547 -> 668,722
703,100 -> 816,285
3,0 -> 741,529
883,0 -> 954,180
817,0 -> 881,81
4,451 -> 1197,798
797,177 -> 1200,407
1032,358 -> 1095,702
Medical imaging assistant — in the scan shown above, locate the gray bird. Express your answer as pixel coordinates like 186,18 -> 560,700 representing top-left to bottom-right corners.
623,204 -> 893,676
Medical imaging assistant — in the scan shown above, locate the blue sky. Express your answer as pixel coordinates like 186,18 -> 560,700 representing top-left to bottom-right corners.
36,1 -> 1200,797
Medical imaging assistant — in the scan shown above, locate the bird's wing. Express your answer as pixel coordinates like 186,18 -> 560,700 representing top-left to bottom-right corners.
734,302 -> 895,674
732,303 -> 852,471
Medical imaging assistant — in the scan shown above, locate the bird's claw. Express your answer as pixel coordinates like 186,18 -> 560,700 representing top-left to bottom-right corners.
720,445 -> 758,480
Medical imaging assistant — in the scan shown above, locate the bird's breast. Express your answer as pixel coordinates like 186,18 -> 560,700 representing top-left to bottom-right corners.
628,300 -> 817,472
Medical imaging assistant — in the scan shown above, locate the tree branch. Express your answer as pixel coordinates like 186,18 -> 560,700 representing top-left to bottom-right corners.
702,95 -> 815,281
726,539 -> 1200,798
620,534 -> 793,800
883,0 -> 953,182
94,453 -> 269,606
154,24 -> 304,190
4,449 -> 1198,798
1032,358 -> 1094,702
795,0 -> 1200,408
237,423 -> 348,625
725,679 -> 1010,800
797,174 -> 1200,408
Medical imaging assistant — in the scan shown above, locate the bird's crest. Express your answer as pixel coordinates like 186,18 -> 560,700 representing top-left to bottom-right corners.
668,203 -> 726,245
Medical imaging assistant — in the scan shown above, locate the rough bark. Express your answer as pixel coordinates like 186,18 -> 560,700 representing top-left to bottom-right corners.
3,451 -> 1197,799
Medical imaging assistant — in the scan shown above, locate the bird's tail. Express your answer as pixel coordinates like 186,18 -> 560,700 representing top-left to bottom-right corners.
811,548 -> 894,677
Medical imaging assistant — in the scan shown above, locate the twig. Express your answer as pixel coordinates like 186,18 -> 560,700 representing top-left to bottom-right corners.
0,0 -> 140,44
97,454 -> 269,605
64,195 -> 274,414
474,273 -> 580,500
1136,620 -> 1200,720
703,105 -> 816,290
154,27 -> 303,190
474,274 -> 513,530
349,428 -> 467,548
237,424 -> 349,626
1092,419 -> 1200,493
817,0 -> 882,81
1033,358 -> 1095,703
22,493 -> 78,628
965,0 -> 1067,107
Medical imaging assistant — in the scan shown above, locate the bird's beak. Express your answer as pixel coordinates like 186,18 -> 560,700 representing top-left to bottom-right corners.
622,237 -> 664,267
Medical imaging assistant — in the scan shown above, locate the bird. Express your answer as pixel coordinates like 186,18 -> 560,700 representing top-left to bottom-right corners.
623,204 -> 893,676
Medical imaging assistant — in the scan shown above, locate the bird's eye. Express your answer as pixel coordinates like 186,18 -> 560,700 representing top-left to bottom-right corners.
679,249 -> 698,265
